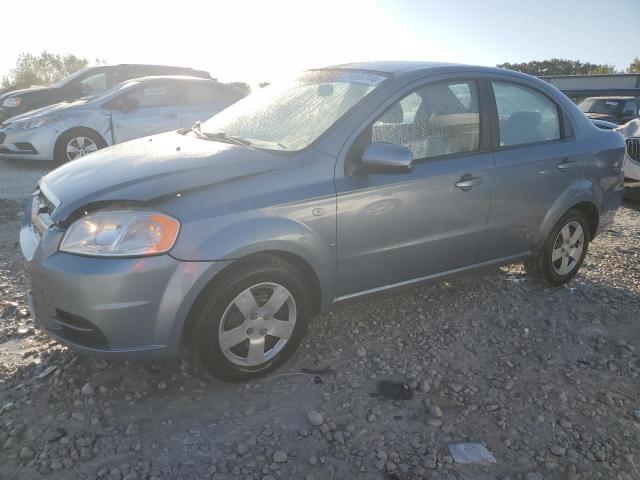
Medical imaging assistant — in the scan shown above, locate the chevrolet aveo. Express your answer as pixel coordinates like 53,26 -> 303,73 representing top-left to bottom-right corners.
21,62 -> 625,381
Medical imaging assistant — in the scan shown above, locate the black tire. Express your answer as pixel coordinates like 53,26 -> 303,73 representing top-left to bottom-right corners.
525,210 -> 590,287
192,254 -> 311,382
54,128 -> 107,164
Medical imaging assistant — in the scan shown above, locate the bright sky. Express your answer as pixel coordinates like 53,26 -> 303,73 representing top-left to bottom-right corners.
2,0 -> 638,86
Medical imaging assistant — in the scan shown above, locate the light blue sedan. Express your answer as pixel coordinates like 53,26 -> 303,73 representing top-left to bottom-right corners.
0,76 -> 246,162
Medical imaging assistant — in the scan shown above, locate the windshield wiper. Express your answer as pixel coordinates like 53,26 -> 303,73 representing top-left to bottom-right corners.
202,131 -> 253,148
178,122 -> 253,148
178,121 -> 208,138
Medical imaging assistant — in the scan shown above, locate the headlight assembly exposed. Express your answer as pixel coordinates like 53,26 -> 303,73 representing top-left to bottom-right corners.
7,116 -> 56,130
60,210 -> 180,257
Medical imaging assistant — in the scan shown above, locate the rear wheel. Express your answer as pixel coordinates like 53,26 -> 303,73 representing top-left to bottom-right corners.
525,210 -> 590,286
54,129 -> 107,164
192,255 -> 311,382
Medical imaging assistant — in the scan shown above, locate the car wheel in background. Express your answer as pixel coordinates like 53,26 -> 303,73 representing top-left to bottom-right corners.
54,128 -> 107,164
525,210 -> 590,287
192,254 -> 311,382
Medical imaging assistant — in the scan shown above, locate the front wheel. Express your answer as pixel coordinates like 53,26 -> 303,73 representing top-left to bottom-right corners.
54,129 -> 107,164
525,210 -> 590,287
192,255 -> 311,382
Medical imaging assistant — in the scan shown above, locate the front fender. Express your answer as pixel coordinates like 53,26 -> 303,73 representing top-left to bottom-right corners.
52,111 -> 113,146
171,213 -> 337,308
533,179 -> 600,252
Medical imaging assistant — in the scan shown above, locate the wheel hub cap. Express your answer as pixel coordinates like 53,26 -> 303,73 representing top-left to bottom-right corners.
551,221 -> 584,276
66,136 -> 98,161
218,282 -> 297,367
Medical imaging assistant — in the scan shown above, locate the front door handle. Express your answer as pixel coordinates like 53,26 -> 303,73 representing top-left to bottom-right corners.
557,159 -> 576,170
455,176 -> 483,191
163,113 -> 178,118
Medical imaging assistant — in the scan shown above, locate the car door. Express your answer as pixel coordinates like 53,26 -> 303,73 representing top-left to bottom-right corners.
180,81 -> 234,127
479,79 -> 582,261
335,79 -> 495,297
110,80 -> 182,143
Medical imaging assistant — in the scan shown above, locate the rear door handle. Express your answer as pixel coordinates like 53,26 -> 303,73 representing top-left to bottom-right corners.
557,159 -> 576,170
455,176 -> 483,191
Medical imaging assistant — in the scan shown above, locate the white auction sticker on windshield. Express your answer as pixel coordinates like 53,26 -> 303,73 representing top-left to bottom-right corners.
338,72 -> 386,86
144,87 -> 167,96
605,101 -> 618,106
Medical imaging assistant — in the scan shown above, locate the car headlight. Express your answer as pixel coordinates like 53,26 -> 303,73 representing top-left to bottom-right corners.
2,97 -> 22,108
7,116 -> 56,130
60,210 -> 180,257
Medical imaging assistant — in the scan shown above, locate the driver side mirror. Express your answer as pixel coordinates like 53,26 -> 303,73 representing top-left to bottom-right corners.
359,142 -> 413,174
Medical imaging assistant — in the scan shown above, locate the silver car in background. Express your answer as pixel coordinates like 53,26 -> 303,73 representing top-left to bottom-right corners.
616,119 -> 640,189
0,76 -> 246,163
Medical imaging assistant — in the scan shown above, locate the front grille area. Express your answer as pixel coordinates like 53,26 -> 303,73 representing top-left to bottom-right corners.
35,190 -> 56,215
30,189 -> 56,237
626,138 -> 640,162
52,310 -> 109,349
0,132 -> 5,144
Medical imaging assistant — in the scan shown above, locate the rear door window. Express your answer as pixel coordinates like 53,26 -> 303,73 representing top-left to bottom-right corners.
186,82 -> 227,104
492,81 -> 560,147
126,82 -> 179,108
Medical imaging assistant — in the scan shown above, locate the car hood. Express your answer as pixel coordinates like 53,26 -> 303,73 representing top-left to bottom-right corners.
6,99 -> 90,123
42,131 -> 288,222
0,85 -> 50,101
616,118 -> 640,138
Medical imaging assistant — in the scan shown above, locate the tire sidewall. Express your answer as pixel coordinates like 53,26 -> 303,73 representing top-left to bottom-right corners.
194,263 -> 310,382
54,129 -> 106,164
541,211 -> 590,285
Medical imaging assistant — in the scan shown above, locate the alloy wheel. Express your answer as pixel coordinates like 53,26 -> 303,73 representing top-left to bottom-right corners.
66,136 -> 98,161
218,282 -> 297,367
551,220 -> 584,275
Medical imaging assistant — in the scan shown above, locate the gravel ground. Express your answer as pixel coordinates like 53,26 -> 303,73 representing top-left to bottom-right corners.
1,159 -> 639,480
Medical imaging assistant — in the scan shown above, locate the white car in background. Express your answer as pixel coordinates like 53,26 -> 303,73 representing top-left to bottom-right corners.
616,119 -> 640,189
0,76 -> 247,163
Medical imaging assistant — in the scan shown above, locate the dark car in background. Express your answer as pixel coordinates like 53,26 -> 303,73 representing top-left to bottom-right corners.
578,96 -> 640,125
0,64 -> 212,122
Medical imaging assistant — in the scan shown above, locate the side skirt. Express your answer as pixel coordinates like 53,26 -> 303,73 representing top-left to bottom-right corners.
333,252 -> 530,305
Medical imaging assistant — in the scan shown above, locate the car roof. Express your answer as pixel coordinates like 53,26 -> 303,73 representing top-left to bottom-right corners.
321,60 -> 460,73
316,61 -> 532,81
96,64 -> 202,70
125,75 -> 217,83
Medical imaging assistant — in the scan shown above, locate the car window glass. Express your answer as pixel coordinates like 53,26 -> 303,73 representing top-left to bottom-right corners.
371,80 -> 480,160
623,100 -> 637,115
78,73 -> 107,95
493,81 -> 560,146
223,88 -> 245,103
125,82 -> 178,108
187,82 -> 226,104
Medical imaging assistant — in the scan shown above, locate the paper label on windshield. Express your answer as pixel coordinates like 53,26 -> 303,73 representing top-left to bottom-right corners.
605,101 -> 618,106
338,72 -> 386,86
144,87 -> 167,96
